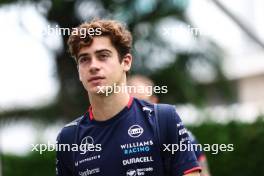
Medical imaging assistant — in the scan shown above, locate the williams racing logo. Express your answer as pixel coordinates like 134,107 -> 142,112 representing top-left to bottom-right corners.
120,140 -> 153,155
128,125 -> 144,138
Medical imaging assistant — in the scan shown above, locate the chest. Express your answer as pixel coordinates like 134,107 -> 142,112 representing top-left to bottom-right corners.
74,116 -> 163,176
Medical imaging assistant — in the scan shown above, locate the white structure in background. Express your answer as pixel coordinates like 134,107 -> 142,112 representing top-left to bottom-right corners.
178,0 -> 264,124
223,0 -> 264,120
0,5 -> 59,110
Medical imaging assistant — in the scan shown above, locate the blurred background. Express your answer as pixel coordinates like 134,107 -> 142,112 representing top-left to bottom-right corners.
0,0 -> 264,175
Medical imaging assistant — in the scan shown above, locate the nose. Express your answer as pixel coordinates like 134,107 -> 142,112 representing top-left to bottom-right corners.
89,58 -> 100,74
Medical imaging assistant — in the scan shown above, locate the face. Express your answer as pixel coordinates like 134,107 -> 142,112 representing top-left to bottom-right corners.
77,36 -> 132,96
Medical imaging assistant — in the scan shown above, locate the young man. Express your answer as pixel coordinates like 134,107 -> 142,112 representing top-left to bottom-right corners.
56,19 -> 201,176
127,75 -> 211,176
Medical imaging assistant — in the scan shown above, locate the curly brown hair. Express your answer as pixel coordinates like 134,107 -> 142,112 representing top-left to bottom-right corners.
67,19 -> 132,63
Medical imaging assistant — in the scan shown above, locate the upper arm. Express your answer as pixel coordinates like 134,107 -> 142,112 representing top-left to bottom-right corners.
56,131 -> 73,176
166,108 -> 201,175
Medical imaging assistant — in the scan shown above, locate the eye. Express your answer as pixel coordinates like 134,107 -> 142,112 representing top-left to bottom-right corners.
98,53 -> 109,60
78,57 -> 89,64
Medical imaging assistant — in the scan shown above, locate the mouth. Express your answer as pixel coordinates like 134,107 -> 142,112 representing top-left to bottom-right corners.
88,76 -> 105,83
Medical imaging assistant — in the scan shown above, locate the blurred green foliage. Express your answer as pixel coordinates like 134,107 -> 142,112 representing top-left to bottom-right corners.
2,151 -> 55,176
2,119 -> 264,176
189,118 -> 264,176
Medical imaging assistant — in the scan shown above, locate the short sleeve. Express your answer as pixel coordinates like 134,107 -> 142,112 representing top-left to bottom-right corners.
187,130 -> 204,161
56,131 -> 73,176
167,109 -> 201,176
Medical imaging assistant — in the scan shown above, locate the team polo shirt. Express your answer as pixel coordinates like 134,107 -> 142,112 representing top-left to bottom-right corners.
56,97 -> 201,176
187,130 -> 205,162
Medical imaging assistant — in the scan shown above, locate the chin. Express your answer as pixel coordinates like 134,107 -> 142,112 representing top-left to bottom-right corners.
87,86 -> 106,96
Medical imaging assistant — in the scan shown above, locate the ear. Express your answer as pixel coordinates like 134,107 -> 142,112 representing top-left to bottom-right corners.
79,74 -> 83,82
77,65 -> 83,81
121,53 -> 132,72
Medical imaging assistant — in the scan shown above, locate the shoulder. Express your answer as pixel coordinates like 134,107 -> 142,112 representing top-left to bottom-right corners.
133,98 -> 180,119
133,97 -> 154,110
57,115 -> 84,143
154,103 -> 181,120
64,116 -> 83,127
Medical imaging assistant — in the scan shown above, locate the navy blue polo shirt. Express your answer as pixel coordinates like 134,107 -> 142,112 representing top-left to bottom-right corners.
56,97 -> 201,176
187,130 -> 205,162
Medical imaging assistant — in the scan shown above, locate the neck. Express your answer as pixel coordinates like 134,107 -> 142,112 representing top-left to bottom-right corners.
88,91 -> 131,121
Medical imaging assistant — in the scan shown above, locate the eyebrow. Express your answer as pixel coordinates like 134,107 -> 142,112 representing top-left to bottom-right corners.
77,49 -> 112,60
78,53 -> 89,59
94,49 -> 112,54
